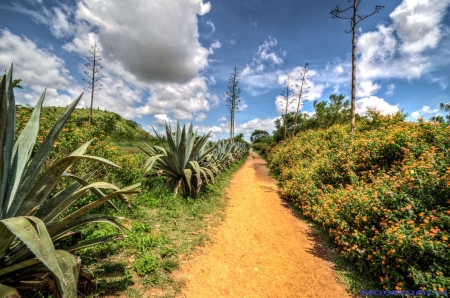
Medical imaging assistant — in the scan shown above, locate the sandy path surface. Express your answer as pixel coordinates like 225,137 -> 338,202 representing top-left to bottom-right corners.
176,150 -> 352,298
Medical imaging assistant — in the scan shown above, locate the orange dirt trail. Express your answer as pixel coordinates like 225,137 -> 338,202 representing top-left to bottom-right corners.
176,150 -> 352,298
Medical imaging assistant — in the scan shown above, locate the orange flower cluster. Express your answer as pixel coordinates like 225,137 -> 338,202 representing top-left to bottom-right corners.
267,115 -> 450,290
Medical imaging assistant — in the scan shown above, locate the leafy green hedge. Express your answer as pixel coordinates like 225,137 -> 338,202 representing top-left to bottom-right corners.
267,111 -> 450,292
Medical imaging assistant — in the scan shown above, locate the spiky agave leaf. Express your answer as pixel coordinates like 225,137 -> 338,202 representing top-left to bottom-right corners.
0,216 -> 78,297
51,214 -> 128,243
0,67 -> 15,220
0,250 -> 79,297
0,284 -> 19,297
12,149 -> 120,218
3,92 -> 83,219
47,183 -> 139,237
4,184 -> 139,267
0,64 -> 139,296
61,173 -> 122,213
142,122 -> 220,197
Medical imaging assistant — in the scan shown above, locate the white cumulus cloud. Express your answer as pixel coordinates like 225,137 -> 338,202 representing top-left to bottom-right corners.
195,113 -> 207,122
133,76 -> 219,120
355,96 -> 400,116
0,29 -> 79,106
61,0 -> 212,84
10,1 -> 222,122
241,37 -> 285,78
209,40 -> 222,54
410,105 -> 440,119
386,84 -> 396,96
357,0 -> 450,82
391,0 -> 450,55
357,81 -> 381,98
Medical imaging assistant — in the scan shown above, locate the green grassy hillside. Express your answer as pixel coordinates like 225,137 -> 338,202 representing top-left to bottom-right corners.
16,105 -> 160,152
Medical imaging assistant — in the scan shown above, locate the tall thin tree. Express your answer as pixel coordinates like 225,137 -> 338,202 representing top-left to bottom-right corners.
293,63 -> 310,136
226,66 -> 242,140
331,0 -> 384,134
281,76 -> 295,140
83,40 -> 105,125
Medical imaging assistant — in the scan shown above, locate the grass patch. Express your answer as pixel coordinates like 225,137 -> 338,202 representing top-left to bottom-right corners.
77,154 -> 248,297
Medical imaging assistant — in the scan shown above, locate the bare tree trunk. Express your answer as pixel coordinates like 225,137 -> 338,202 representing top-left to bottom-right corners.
226,66 -> 241,142
89,73 -> 95,125
330,0 -> 384,135
84,40 -> 104,125
350,1 -> 357,135
231,105 -> 234,141
293,63 -> 308,137
293,88 -> 303,136
230,111 -> 232,140
233,104 -> 235,139
89,47 -> 96,125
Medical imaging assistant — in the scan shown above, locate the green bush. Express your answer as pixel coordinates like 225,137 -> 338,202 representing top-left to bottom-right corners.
267,111 -> 450,292
133,253 -> 158,276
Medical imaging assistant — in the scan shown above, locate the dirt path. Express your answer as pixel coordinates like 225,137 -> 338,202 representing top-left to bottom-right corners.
176,150 -> 352,298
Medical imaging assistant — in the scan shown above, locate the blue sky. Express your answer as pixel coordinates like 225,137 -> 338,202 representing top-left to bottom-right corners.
1,0 -> 450,141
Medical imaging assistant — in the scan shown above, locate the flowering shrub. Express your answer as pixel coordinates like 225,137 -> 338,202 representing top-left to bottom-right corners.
16,106 -> 145,188
267,111 -> 450,291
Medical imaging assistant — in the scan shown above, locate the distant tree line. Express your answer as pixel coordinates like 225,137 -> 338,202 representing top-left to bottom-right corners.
272,93 -> 356,143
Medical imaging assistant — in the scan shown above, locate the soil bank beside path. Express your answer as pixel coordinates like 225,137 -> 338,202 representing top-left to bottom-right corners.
176,150 -> 352,298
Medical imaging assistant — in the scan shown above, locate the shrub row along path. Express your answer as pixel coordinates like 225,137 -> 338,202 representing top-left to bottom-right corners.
175,150 -> 351,298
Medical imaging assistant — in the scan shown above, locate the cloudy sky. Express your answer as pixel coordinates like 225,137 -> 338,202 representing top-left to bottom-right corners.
1,0 -> 450,140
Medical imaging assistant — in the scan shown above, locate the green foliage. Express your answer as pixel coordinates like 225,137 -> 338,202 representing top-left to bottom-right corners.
272,94 -> 353,143
0,64 -> 139,297
273,112 -> 303,142
15,106 -> 148,188
429,115 -> 445,124
125,119 -> 142,129
210,139 -> 248,171
16,105 -> 154,150
250,130 -> 269,143
438,102 -> 450,124
233,133 -> 244,143
133,253 -> 158,276
11,79 -> 23,89
251,130 -> 273,156
1,66 -> 79,297
141,122 -> 248,197
268,112 -> 450,291
141,122 -> 219,197
358,108 -> 407,132
312,94 -> 351,129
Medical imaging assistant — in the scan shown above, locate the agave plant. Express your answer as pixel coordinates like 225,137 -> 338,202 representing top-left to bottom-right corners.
0,65 -> 140,297
210,139 -> 248,171
141,122 -> 219,197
